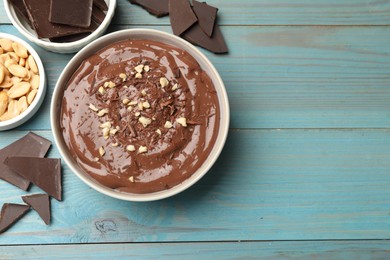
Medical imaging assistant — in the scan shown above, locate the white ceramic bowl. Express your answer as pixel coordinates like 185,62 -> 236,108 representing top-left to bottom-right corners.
0,33 -> 46,131
3,0 -> 116,53
51,29 -> 230,201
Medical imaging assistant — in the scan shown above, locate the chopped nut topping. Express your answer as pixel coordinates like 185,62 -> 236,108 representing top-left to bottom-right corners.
160,77 -> 169,88
138,102 -> 144,110
100,122 -> 112,128
102,127 -> 110,139
135,64 -> 144,73
176,117 -> 187,127
135,112 -> 140,117
93,157 -> 99,162
164,121 -> 173,129
104,81 -> 116,88
138,146 -> 148,154
129,176 -> 134,182
135,73 -> 142,79
144,65 -> 150,72
142,101 -> 150,109
126,145 -> 135,152
98,86 -> 105,94
89,104 -> 98,112
122,98 -> 130,105
172,83 -> 178,91
139,116 -> 152,127
110,128 -> 119,135
127,106 -> 133,112
111,142 -> 119,147
97,109 -> 109,117
156,129 -> 162,135
141,90 -> 147,96
119,73 -> 127,81
99,146 -> 105,156
128,100 -> 137,106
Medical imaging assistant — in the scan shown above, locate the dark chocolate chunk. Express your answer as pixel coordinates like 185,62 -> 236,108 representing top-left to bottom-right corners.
91,5 -> 106,24
49,32 -> 92,43
23,0 -> 93,38
49,0 -> 93,28
192,0 -> 218,37
4,157 -> 62,201
8,0 -> 33,28
22,194 -> 51,225
0,132 -> 51,190
169,0 -> 197,36
0,203 -> 30,234
93,0 -> 108,11
182,23 -> 228,54
129,0 -> 169,17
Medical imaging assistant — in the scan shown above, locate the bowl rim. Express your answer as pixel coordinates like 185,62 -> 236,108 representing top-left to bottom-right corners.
3,0 -> 116,49
51,28 -> 230,201
0,32 -> 46,131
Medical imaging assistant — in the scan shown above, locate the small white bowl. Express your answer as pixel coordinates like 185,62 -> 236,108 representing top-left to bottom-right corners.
3,0 -> 116,53
0,33 -> 46,131
51,29 -> 230,201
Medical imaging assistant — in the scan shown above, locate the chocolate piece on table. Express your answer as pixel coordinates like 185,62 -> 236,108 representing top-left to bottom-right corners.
49,33 -> 92,43
92,5 -> 106,24
22,194 -> 51,225
0,203 -> 30,234
129,0 -> 169,18
49,0 -> 93,28
8,0 -> 33,28
93,0 -> 108,11
182,23 -> 228,54
169,0 -> 198,35
4,157 -> 62,201
0,132 -> 51,190
23,0 -> 93,38
192,0 -> 218,37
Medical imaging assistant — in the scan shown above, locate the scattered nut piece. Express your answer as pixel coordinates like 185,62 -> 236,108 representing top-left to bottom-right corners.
97,109 -> 109,117
99,147 -> 105,156
172,83 -> 178,91
126,145 -> 135,152
110,128 -> 119,135
141,90 -> 147,96
135,73 -> 142,79
138,102 -> 143,110
127,106 -> 133,112
138,146 -> 148,154
156,129 -> 162,135
93,157 -> 99,162
98,86 -> 105,94
100,122 -> 112,129
164,121 -> 173,129
89,103 -> 99,112
122,98 -> 130,105
135,112 -> 140,117
144,65 -> 150,72
176,117 -> 187,127
160,77 -> 169,88
129,176 -> 134,182
111,142 -> 119,147
142,101 -> 150,109
102,127 -> 110,139
119,73 -> 127,81
134,64 -> 144,73
128,100 -> 137,106
139,116 -> 152,127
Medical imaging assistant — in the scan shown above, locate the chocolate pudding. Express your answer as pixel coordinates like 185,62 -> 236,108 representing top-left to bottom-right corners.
60,39 -> 220,193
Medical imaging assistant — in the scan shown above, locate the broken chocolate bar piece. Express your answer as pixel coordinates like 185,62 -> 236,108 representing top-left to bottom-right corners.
4,157 -> 62,201
92,5 -> 106,24
22,194 -> 51,225
8,0 -> 33,28
182,23 -> 228,54
23,0 -> 93,38
0,203 -> 30,234
94,0 -> 108,11
192,0 -> 218,37
129,0 -> 169,17
49,0 -> 93,28
0,132 -> 51,190
169,0 -> 197,35
50,32 -> 92,43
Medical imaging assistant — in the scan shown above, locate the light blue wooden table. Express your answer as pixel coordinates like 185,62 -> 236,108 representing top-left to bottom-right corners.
1,0 -> 390,259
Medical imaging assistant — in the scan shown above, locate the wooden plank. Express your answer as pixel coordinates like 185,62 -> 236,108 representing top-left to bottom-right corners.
1,0 -> 390,25
0,129 -> 390,244
1,25 -> 390,129
1,241 -> 390,259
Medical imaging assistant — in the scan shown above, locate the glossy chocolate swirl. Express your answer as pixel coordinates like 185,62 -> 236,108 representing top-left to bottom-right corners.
60,39 -> 220,193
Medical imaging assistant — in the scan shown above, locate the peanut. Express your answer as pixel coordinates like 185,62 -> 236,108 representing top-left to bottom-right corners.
12,42 -> 28,59
8,64 -> 28,78
27,55 -> 38,74
17,96 -> 28,113
0,39 -> 13,52
30,74 -> 39,89
7,82 -> 31,98
27,89 -> 37,104
0,91 -> 7,117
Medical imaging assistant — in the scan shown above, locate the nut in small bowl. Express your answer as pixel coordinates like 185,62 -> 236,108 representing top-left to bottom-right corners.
3,0 -> 117,53
0,33 -> 46,131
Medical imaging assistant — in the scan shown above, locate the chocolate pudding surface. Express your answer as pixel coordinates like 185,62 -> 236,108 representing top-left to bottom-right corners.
60,39 -> 220,194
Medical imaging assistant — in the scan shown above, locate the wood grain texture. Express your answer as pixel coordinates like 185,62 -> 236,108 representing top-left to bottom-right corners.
1,241 -> 390,259
0,129 -> 390,244
1,25 -> 390,129
1,0 -> 390,25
